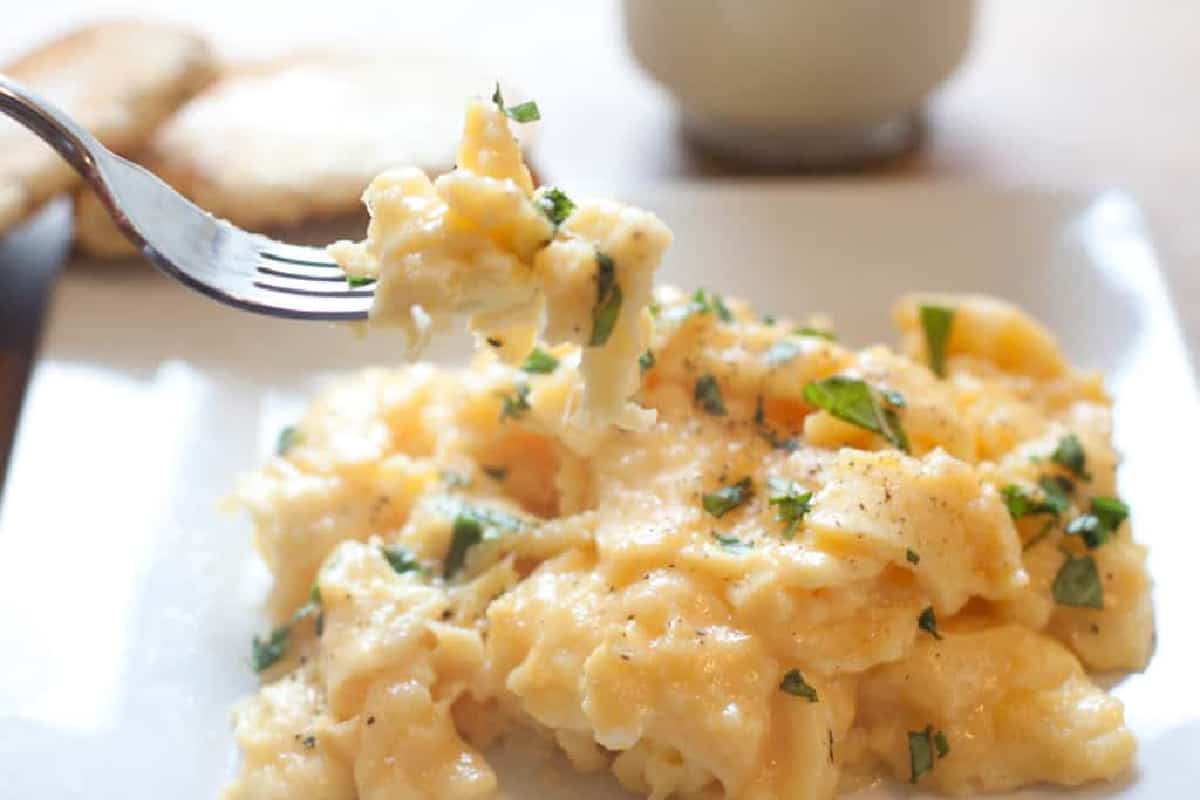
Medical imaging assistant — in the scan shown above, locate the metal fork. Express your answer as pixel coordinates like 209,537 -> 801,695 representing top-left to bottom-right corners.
0,73 -> 371,320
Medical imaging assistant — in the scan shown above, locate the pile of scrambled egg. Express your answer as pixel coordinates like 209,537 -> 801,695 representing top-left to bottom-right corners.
224,93 -> 1153,799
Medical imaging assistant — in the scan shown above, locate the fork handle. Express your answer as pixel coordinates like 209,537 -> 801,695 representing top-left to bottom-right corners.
0,72 -> 108,187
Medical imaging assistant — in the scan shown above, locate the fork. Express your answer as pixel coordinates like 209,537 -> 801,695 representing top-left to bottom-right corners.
0,73 -> 371,320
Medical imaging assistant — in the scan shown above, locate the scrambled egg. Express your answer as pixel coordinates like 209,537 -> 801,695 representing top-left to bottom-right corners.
224,95 -> 1152,800
329,96 -> 669,432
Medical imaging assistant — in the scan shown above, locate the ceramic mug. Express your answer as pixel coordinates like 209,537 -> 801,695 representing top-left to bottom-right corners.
623,0 -> 976,168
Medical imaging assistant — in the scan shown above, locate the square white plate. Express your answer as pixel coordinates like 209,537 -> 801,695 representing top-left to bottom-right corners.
1,184 -> 1197,799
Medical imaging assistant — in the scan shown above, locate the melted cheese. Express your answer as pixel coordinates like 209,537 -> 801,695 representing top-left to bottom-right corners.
226,105 -> 1152,800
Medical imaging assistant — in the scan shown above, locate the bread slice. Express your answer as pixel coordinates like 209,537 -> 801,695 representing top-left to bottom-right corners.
73,51 -> 537,258
0,21 -> 216,235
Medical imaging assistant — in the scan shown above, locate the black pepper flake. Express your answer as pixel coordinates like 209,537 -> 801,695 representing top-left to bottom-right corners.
486,337 -> 503,348
366,715 -> 376,726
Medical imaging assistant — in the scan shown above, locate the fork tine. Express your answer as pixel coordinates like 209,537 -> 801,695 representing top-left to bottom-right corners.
240,284 -> 374,320
254,236 -> 340,267
252,276 -> 374,297
256,263 -> 348,282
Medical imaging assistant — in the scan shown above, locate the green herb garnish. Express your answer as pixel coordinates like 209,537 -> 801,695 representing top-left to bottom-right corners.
919,305 -> 955,377
1050,434 -> 1091,480
1066,496 -> 1128,548
1052,553 -> 1103,609
521,347 -> 559,374
762,314 -> 777,326
346,275 -> 376,288
767,476 -> 812,538
491,83 -> 540,122
661,288 -> 732,324
906,549 -> 921,565
589,251 -> 622,347
802,376 -> 909,452
703,477 -> 753,518
795,326 -> 836,341
1038,475 -> 1074,514
639,350 -> 655,373
382,544 -> 422,576
276,425 -> 302,456
908,726 -> 950,783
250,589 -> 323,672
440,499 -> 526,578
918,606 -> 942,640
712,531 -> 752,553
251,626 -> 289,673
1002,476 -> 1072,520
694,374 -> 726,416
535,186 -> 575,227
498,382 -> 532,421
779,669 -> 819,702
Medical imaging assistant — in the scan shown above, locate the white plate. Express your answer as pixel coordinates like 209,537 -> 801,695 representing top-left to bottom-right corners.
1,184 -> 1197,799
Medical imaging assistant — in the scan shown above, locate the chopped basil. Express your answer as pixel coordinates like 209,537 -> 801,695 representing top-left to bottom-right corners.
919,305 -> 955,377
498,382 -> 532,421
767,476 -> 812,538
1051,434 -> 1091,480
1002,476 -> 1072,520
906,548 -> 921,565
481,465 -> 508,481
1052,553 -> 1103,609
1038,475 -> 1074,514
276,425 -> 302,456
795,326 -> 836,341
444,515 -> 483,579
661,288 -> 731,324
909,728 -> 934,783
1066,496 -> 1128,549
713,294 -> 733,323
918,606 -> 942,640
346,275 -> 376,288
694,374 -> 726,416
765,338 -> 804,366
491,83 -> 540,122
934,730 -> 950,759
521,347 -> 559,374
250,591 -> 323,672
589,251 -> 622,346
639,350 -> 655,373
1092,496 -> 1129,529
712,531 -> 752,553
703,477 -> 753,518
381,544 -> 422,575
779,669 -> 819,701
535,186 -> 575,227
440,499 -> 526,578
251,626 -> 289,673
802,376 -> 910,452
755,396 -> 798,451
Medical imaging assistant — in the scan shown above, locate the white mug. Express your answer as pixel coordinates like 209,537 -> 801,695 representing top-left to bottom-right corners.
623,0 -> 976,168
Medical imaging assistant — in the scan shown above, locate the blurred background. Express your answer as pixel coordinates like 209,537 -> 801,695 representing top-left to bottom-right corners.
2,0 -> 1199,357
3,0 -> 1197,324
